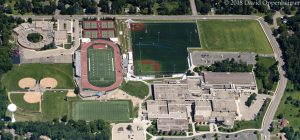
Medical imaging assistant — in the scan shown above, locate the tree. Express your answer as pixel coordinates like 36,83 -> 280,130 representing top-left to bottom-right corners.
1,133 -> 13,140
27,17 -> 32,23
264,14 -> 273,24
126,125 -> 132,131
245,93 -> 257,107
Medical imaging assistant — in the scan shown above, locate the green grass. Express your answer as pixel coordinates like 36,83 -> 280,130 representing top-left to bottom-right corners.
71,100 -> 132,122
67,35 -> 72,43
275,87 -> 300,131
146,133 -> 152,140
64,44 -> 72,49
87,45 -> 116,87
195,125 -> 210,131
197,20 -> 273,54
2,64 -> 74,91
120,81 -> 149,99
10,93 -> 39,112
41,91 -> 68,120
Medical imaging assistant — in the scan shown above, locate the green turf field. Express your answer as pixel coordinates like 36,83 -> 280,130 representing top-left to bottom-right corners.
131,22 -> 200,75
72,100 -> 131,122
10,93 -> 39,112
197,20 -> 273,54
87,45 -> 116,87
2,64 -> 74,91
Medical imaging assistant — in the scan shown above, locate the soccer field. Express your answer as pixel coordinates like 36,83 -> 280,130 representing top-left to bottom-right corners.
131,22 -> 200,76
72,100 -> 131,122
87,45 -> 116,87
197,20 -> 273,54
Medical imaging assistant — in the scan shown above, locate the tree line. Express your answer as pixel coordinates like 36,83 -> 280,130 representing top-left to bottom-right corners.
276,9 -> 300,89
0,119 -> 111,140
195,0 -> 297,15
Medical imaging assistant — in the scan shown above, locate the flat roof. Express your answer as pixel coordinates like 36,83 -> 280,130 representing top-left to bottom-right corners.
203,72 -> 256,85
212,99 -> 237,112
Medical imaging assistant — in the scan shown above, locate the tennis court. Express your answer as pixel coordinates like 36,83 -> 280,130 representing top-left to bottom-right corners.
87,44 -> 116,87
131,22 -> 200,76
72,100 -> 131,122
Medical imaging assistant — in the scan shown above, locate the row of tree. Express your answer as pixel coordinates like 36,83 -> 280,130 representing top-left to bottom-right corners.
99,0 -> 190,15
195,0 -> 297,15
0,119 -> 111,140
276,9 -> 300,90
193,58 -> 253,73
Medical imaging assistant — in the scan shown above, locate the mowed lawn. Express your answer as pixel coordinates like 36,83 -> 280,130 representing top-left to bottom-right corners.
120,81 -> 149,99
10,93 -> 39,112
2,64 -> 74,91
197,20 -> 273,54
41,91 -> 68,121
275,85 -> 300,131
72,100 -> 132,122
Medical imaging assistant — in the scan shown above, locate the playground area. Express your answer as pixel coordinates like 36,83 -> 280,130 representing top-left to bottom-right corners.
130,22 -> 200,75
81,39 -> 122,92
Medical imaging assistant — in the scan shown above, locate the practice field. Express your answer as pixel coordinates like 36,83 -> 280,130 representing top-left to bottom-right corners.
87,44 -> 116,87
71,100 -> 131,122
197,20 -> 273,54
2,64 -> 74,91
131,22 -> 200,75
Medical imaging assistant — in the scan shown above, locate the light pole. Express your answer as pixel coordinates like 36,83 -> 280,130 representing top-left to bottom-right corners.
157,32 -> 160,42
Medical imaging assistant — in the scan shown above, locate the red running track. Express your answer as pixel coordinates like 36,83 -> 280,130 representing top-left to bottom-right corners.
81,39 -> 122,92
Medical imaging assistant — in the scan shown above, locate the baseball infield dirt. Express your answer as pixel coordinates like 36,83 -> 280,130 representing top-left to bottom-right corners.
40,77 -> 57,89
23,92 -> 41,103
18,78 -> 36,89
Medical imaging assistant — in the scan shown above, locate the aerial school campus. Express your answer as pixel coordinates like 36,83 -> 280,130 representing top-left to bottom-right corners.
1,13 -> 284,140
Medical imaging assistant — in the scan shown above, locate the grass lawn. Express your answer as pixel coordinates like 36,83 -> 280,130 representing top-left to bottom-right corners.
197,20 -> 273,54
10,93 -> 39,112
71,100 -> 132,122
2,64 -> 74,91
41,91 -> 69,120
195,125 -> 210,131
274,82 -> 300,131
120,81 -> 149,99
64,44 -> 72,49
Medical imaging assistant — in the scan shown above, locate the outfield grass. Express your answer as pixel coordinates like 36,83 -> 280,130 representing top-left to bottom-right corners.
71,100 -> 132,122
41,91 -> 68,120
120,81 -> 149,99
10,93 -> 39,112
2,64 -> 74,91
197,20 -> 273,54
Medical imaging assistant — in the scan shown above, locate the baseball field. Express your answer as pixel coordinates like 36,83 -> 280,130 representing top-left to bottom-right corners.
131,22 -> 200,75
87,44 -> 116,87
71,100 -> 132,122
197,20 -> 273,54
2,64 -> 74,91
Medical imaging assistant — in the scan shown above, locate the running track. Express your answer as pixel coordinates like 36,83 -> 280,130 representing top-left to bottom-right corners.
81,39 -> 122,92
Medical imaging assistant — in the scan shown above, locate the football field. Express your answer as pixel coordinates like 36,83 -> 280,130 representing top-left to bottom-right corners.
71,100 -> 131,122
87,45 -> 116,87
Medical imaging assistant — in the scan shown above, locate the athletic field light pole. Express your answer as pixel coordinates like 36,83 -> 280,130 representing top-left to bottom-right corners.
157,32 -> 160,42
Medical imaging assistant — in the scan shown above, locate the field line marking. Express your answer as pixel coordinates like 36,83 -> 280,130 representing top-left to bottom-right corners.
88,58 -> 91,72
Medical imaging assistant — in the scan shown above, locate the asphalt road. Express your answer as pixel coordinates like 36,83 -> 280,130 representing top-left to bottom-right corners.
258,18 -> 288,140
13,14 -> 287,140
